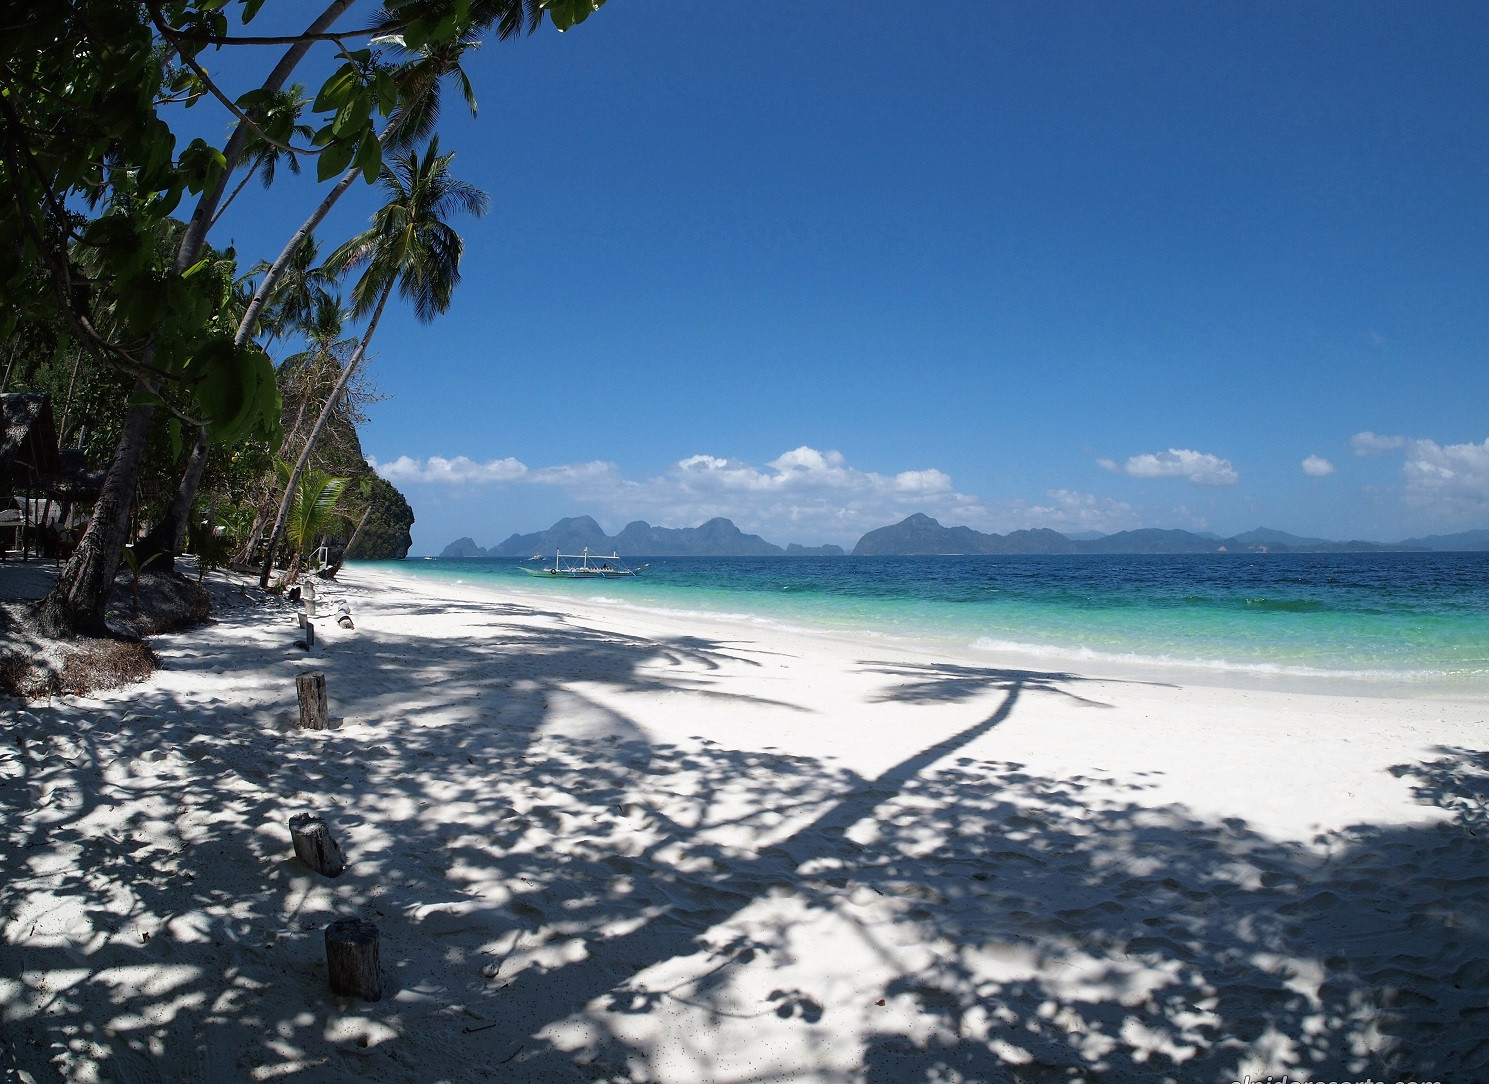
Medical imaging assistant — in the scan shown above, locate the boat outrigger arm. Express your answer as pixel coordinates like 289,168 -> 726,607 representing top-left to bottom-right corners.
520,547 -> 648,578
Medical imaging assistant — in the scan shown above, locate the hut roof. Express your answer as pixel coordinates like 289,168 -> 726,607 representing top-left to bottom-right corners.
1,393 -> 62,481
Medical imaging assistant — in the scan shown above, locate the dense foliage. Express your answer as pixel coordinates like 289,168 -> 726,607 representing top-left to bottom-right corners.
0,0 -> 603,633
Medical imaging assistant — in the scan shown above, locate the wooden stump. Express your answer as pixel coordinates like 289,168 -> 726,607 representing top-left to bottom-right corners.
288,812 -> 345,877
324,918 -> 381,1001
336,607 -> 353,630
305,621 -> 315,649
296,670 -> 327,730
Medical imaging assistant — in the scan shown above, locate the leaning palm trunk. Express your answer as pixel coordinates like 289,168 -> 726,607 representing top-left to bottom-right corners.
236,167 -> 367,350
259,284 -> 392,587
325,503 -> 372,578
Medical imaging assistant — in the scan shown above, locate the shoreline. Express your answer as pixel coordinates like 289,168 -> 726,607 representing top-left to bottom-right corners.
4,563 -> 1487,1081
387,559 -> 1489,701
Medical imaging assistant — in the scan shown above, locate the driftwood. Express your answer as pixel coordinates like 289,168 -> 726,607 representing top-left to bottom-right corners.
288,812 -> 345,877
325,918 -> 381,1001
336,605 -> 353,630
296,670 -> 327,729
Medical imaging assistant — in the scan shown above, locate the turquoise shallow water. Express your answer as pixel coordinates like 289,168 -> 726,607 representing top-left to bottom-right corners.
368,552 -> 1489,691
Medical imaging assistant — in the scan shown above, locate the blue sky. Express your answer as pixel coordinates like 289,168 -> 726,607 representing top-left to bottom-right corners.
208,1 -> 1489,552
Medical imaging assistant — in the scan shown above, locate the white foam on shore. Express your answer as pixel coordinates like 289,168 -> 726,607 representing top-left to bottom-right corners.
970,634 -> 1488,690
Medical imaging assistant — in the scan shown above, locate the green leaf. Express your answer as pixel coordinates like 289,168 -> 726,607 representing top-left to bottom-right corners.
401,20 -> 430,51
316,137 -> 357,182
313,65 -> 359,113
543,0 -> 604,32
178,138 -> 227,195
241,0 -> 268,22
355,133 -> 383,182
374,71 -> 399,117
332,92 -> 372,138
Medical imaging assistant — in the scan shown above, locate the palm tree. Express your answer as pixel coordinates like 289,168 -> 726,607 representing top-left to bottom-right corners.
256,236 -> 342,347
275,463 -> 348,585
234,3 -> 536,351
208,84 -> 318,231
258,138 -> 488,586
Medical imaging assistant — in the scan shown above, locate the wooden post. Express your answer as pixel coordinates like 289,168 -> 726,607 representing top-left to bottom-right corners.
324,918 -> 381,1001
289,812 -> 345,877
305,621 -> 315,649
296,671 -> 327,730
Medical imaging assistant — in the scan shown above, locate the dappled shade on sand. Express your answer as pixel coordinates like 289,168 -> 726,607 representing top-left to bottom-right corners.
3,570 -> 1486,1082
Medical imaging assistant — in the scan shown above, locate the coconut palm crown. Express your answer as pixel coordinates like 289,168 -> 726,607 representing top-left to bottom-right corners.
325,137 -> 490,325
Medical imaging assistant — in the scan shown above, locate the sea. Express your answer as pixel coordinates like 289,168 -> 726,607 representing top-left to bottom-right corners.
373,552 -> 1489,696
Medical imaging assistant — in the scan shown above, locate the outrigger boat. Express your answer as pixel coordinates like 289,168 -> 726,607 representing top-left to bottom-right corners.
521,548 -> 647,578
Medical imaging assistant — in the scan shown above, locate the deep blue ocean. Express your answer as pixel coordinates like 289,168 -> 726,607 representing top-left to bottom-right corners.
372,552 -> 1489,692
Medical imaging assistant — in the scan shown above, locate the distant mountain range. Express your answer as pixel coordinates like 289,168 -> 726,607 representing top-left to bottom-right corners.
852,515 -> 1489,555
441,514 -> 1489,559
442,516 -> 844,559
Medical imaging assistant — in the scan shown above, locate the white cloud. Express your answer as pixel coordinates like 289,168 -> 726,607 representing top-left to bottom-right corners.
1402,437 -> 1489,514
1103,448 -> 1239,486
369,454 -> 528,486
374,446 -> 1188,544
1350,431 -> 1405,456
1006,490 -> 1141,533
528,461 -> 620,486
1301,455 -> 1335,478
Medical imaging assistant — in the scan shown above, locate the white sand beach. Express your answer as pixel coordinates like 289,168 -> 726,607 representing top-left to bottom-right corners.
3,564 -> 1486,1083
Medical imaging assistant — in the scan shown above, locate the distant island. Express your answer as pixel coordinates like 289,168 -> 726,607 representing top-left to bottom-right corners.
441,516 -> 845,559
441,513 -> 1489,559
854,515 -> 1489,555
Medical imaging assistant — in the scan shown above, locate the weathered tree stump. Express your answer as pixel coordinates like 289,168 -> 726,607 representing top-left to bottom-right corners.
324,918 -> 381,1001
302,579 -> 318,618
336,606 -> 353,630
297,610 -> 306,629
288,812 -> 345,877
305,621 -> 315,649
296,670 -> 327,729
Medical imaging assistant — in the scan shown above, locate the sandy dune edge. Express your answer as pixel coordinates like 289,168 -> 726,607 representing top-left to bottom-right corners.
3,565 -> 1486,1083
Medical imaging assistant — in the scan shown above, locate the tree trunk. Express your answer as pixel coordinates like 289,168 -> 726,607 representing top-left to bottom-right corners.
34,385 -> 156,637
295,671 -> 329,730
259,284 -> 392,588
324,918 -> 381,1001
289,812 -> 345,876
237,165 -> 366,349
325,504 -> 371,578
135,425 -> 210,572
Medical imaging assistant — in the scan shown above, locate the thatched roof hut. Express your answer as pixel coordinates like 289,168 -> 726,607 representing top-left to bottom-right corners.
1,393 -> 61,484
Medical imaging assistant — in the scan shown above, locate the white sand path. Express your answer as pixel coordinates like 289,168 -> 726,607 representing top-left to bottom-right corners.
2,564 -> 1486,1083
